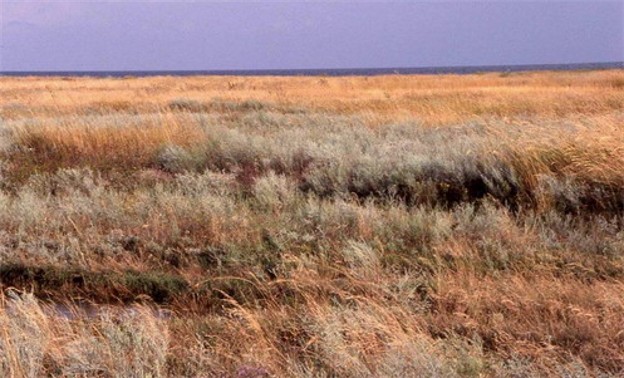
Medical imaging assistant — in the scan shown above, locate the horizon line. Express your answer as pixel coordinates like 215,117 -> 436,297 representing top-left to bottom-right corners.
1,61 -> 622,77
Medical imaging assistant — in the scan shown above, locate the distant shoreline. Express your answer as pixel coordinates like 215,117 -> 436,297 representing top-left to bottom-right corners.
1,62 -> 622,78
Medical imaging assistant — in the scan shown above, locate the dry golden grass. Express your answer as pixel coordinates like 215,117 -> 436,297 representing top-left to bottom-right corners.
1,69 -> 624,377
11,113 -> 207,172
2,69 -> 623,125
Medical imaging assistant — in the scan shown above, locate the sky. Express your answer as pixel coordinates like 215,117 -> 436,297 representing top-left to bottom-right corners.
1,1 -> 623,72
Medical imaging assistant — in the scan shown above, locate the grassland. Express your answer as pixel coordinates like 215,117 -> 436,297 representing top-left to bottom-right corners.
1,70 -> 624,377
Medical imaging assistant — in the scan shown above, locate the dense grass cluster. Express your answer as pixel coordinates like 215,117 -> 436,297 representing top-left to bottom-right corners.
1,70 -> 624,376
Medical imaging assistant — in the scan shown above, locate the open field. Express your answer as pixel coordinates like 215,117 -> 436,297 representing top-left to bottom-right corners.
1,70 -> 624,376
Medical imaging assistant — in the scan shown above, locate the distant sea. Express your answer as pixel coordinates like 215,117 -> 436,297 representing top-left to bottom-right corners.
1,62 -> 622,77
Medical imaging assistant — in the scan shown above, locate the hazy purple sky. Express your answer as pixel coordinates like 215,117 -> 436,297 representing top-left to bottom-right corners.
1,1 -> 623,71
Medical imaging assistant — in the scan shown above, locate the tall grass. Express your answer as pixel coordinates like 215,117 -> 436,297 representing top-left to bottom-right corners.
0,70 -> 623,376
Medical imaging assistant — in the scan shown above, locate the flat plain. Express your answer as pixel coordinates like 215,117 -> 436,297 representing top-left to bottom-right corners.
1,70 -> 624,377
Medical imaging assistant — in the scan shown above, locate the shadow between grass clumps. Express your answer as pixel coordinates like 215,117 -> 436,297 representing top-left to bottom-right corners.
0,263 -> 271,307
0,263 -> 189,304
299,158 -> 532,213
540,176 -> 624,217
